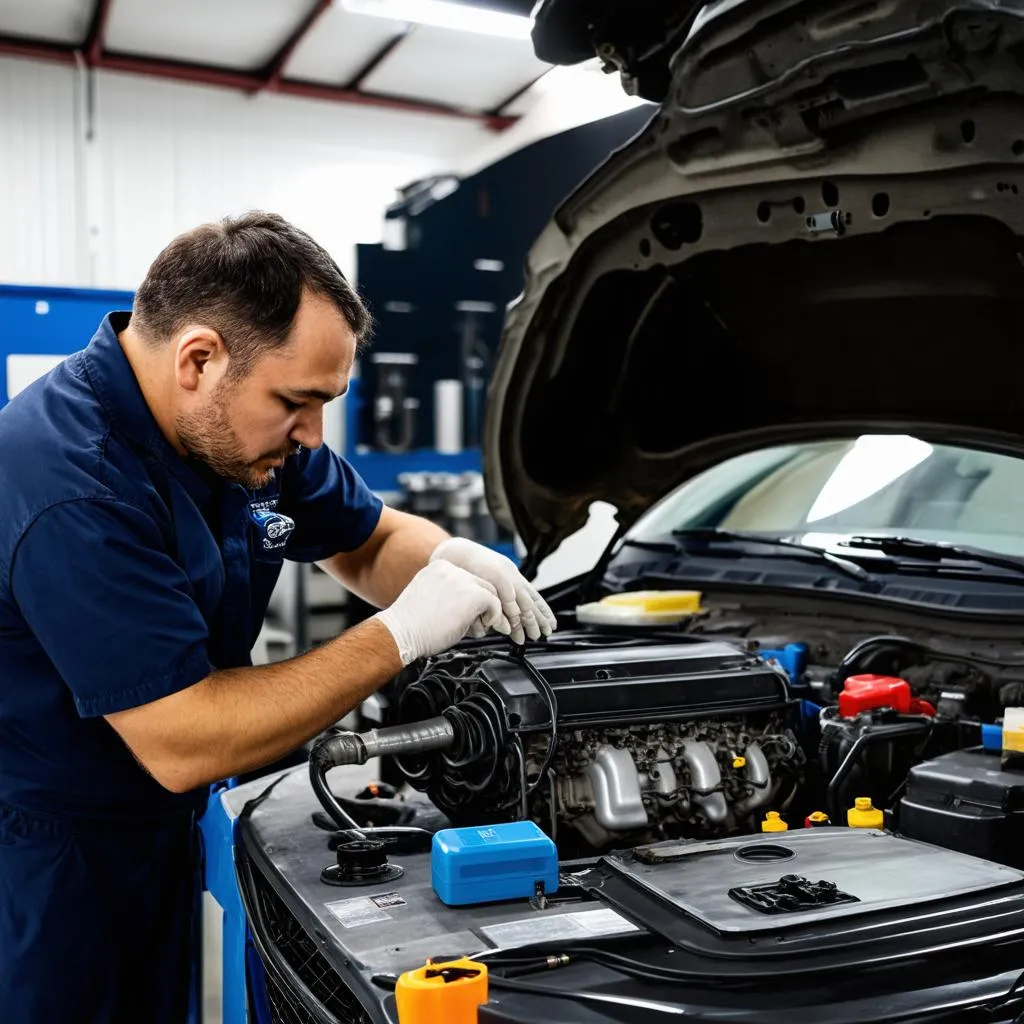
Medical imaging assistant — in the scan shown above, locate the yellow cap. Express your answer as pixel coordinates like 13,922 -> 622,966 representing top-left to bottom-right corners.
732,756 -> 747,769
761,811 -> 789,833
577,590 -> 703,627
847,797 -> 885,829
807,811 -> 829,823
1004,709 -> 1024,752
601,590 -> 702,613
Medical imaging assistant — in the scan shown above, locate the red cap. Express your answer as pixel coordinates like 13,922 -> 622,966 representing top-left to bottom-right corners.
839,674 -> 912,718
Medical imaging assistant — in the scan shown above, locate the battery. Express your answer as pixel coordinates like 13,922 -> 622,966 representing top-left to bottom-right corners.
431,821 -> 559,906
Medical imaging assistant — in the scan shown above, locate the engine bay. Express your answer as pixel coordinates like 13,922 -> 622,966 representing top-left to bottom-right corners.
309,593 -> 1024,861
239,593 -> 1024,1022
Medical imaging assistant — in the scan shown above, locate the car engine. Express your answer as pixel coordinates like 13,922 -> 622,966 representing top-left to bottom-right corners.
308,610 -> 1023,866
387,634 -> 802,850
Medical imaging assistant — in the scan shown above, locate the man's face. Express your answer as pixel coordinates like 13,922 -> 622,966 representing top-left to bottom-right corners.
176,292 -> 355,490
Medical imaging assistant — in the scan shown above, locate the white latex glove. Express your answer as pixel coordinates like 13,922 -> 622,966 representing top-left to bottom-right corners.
374,560 -> 510,667
429,537 -> 557,645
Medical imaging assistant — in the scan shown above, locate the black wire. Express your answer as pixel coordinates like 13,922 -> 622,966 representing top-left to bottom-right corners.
487,974 -> 686,1015
485,648 -> 559,798
478,945 -> 714,984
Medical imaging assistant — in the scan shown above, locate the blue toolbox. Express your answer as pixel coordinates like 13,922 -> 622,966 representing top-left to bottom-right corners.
431,821 -> 559,906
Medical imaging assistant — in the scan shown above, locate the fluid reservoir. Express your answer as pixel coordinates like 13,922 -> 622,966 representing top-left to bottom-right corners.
847,797 -> 884,829
575,590 -> 702,627
761,811 -> 789,833
396,957 -> 488,1024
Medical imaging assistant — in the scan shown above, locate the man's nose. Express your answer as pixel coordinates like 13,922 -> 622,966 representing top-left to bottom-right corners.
289,408 -> 323,450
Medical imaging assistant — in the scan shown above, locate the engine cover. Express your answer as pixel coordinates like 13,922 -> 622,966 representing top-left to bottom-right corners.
460,636 -> 789,728
392,633 -> 801,850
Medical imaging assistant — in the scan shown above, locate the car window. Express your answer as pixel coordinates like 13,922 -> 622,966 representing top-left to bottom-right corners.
627,435 -> 1024,557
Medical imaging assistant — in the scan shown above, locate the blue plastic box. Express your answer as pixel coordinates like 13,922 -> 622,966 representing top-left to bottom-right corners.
431,821 -> 559,906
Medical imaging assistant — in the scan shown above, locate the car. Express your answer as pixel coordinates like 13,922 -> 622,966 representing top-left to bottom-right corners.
231,1 -> 1024,1020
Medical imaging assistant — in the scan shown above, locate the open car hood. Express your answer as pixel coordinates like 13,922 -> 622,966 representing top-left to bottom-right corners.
484,0 -> 1024,566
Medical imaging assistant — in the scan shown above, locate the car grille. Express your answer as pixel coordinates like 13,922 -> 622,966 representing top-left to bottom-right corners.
243,854 -> 372,1024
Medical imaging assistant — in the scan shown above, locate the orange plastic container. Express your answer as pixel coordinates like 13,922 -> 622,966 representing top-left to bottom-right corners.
395,957 -> 488,1024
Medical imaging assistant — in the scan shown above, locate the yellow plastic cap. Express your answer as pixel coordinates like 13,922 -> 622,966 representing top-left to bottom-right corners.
1004,708 -> 1024,752
733,756 -> 747,769
808,811 -> 829,822
847,797 -> 885,829
602,590 -> 702,613
761,811 -> 789,833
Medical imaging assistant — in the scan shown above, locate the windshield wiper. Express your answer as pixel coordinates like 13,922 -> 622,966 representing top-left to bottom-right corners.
667,528 -> 874,583
839,535 -> 1024,579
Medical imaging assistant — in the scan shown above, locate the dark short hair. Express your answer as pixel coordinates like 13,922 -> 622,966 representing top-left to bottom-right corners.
132,211 -> 373,376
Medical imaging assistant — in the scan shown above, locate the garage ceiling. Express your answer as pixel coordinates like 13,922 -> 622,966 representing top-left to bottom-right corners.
0,0 -> 556,128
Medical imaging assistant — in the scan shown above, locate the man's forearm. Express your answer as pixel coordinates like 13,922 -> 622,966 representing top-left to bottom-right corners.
106,618 -> 403,793
318,508 -> 448,608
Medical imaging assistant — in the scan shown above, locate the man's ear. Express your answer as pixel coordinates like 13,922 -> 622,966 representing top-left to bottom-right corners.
174,327 -> 227,393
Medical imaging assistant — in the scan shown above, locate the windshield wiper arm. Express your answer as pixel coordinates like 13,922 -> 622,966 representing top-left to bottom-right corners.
669,528 -> 874,583
839,535 -> 1024,578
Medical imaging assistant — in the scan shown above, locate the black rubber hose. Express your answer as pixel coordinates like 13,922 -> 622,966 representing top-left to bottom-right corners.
309,718 -> 454,832
309,734 -> 367,831
835,635 -> 927,688
825,719 -> 931,822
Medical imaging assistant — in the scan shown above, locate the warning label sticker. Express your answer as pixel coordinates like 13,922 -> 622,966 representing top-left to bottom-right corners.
566,908 -> 640,936
369,892 -> 408,910
479,908 -> 640,947
325,891 -> 409,927
325,896 -> 391,929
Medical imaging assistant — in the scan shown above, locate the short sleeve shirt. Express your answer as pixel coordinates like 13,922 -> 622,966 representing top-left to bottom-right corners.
0,312 -> 382,820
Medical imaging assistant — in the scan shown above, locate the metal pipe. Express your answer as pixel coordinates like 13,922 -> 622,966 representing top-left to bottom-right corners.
681,740 -> 729,825
734,742 -> 772,818
0,35 -> 517,128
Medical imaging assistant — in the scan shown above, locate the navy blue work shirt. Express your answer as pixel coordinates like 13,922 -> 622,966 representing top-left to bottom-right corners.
0,311 -> 382,821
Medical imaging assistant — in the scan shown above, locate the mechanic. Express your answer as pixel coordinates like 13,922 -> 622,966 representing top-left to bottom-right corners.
0,211 -> 556,1023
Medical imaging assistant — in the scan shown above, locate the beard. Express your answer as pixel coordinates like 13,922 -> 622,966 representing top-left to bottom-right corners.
176,385 -> 294,490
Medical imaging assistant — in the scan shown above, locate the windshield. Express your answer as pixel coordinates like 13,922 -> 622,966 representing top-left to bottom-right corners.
627,436 -> 1024,558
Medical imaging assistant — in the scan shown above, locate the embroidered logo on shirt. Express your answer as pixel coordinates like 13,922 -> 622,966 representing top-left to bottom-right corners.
249,506 -> 296,551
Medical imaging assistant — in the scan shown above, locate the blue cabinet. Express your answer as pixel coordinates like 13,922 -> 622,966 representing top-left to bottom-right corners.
0,284 -> 134,405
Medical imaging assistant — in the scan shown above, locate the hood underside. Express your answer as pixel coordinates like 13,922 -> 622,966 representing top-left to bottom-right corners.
485,0 -> 1024,563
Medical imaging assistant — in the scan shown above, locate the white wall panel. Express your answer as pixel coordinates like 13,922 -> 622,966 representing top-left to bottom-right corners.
91,70 -> 489,289
0,55 -> 492,291
0,57 -> 83,285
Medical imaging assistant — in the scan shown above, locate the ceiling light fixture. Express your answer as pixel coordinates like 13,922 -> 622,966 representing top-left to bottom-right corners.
339,0 -> 534,39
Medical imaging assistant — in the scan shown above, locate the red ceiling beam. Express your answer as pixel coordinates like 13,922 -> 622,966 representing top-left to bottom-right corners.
345,30 -> 409,91
257,0 -> 331,94
84,0 -> 114,67
0,34 -> 516,130
489,67 -> 551,116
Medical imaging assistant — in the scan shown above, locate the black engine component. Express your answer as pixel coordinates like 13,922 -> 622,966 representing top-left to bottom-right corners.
321,838 -> 404,887
729,874 -> 859,915
389,632 -> 798,844
900,748 -> 1024,869
819,707 -> 933,821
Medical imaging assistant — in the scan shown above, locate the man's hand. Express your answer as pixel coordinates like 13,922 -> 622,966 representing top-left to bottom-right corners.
429,537 -> 557,645
373,560 -> 511,666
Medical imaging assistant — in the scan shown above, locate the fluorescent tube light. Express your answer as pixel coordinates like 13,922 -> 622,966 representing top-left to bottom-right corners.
339,0 -> 533,40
